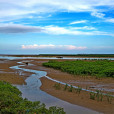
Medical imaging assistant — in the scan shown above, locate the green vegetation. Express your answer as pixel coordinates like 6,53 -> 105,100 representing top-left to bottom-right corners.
90,92 -> 96,100
0,81 -> 65,114
39,54 -> 114,57
64,84 -> 68,91
53,83 -> 61,90
106,93 -> 113,104
43,60 -> 114,78
95,90 -> 103,101
89,90 -> 114,104
68,85 -> 73,92
53,83 -> 113,104
75,86 -> 82,94
55,83 -> 82,94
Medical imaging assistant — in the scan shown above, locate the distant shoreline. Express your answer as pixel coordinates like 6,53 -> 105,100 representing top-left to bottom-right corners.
0,54 -> 114,58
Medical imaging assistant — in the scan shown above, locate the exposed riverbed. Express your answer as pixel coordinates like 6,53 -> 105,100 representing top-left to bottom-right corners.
0,57 -> 113,113
10,61 -> 100,114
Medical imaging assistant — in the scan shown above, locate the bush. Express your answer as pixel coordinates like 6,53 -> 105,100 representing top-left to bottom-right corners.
43,60 -> 114,78
0,81 -> 65,114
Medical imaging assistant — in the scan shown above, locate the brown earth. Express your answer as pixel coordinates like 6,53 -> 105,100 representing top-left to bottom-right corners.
40,77 -> 114,114
27,59 -> 114,94
24,59 -> 114,114
0,59 -> 31,84
0,59 -> 114,113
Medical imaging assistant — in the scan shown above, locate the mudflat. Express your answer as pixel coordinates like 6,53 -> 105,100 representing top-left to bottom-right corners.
0,59 -> 114,114
0,59 -> 31,84
27,59 -> 114,114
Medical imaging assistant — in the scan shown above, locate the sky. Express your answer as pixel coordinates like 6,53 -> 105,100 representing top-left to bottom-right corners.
0,0 -> 114,54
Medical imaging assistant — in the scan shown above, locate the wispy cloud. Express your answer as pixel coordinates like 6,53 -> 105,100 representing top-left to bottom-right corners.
43,25 -> 113,36
105,18 -> 114,23
22,44 -> 87,50
69,20 -> 87,25
91,11 -> 105,18
69,26 -> 96,30
0,23 -> 113,36
0,0 -> 114,22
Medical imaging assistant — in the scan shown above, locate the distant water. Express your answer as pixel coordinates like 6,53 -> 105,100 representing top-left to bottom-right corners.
0,55 -> 114,60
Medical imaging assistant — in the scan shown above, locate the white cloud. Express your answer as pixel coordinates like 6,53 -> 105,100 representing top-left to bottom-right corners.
43,25 -> 70,35
37,16 -> 43,18
47,14 -> 52,17
91,11 -> 105,18
105,18 -> 114,23
0,23 -> 113,36
22,44 -> 87,50
0,0 -> 114,21
43,25 -> 113,36
22,44 -> 55,49
69,20 -> 87,24
70,26 -> 96,30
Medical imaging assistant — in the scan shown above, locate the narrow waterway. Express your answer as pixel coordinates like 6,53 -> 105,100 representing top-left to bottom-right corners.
10,61 -> 101,114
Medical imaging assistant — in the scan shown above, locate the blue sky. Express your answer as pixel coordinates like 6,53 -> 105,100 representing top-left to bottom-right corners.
0,0 -> 114,54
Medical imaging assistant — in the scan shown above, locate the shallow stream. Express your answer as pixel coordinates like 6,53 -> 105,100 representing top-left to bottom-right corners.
10,61 -> 101,114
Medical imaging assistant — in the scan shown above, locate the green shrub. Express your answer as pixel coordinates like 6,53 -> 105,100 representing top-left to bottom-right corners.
0,81 -> 65,114
43,60 -> 114,78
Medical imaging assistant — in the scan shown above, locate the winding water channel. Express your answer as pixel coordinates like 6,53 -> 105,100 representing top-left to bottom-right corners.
1,56 -> 112,113
9,60 -> 102,114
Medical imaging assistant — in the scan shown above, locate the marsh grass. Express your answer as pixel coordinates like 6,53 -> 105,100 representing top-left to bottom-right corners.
53,83 -> 61,90
75,86 -> 82,94
90,92 -> 96,100
53,83 -> 113,104
64,84 -> 68,91
68,85 -> 73,92
106,93 -> 113,104
90,90 -> 104,101
100,93 -> 103,101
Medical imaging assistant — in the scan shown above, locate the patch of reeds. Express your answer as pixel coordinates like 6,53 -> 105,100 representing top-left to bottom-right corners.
68,85 -> 73,92
53,83 -> 113,104
64,84 -> 68,91
75,86 -> 82,94
53,83 -> 61,90
90,92 -> 96,100
106,93 -> 113,104
90,90 -> 103,101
